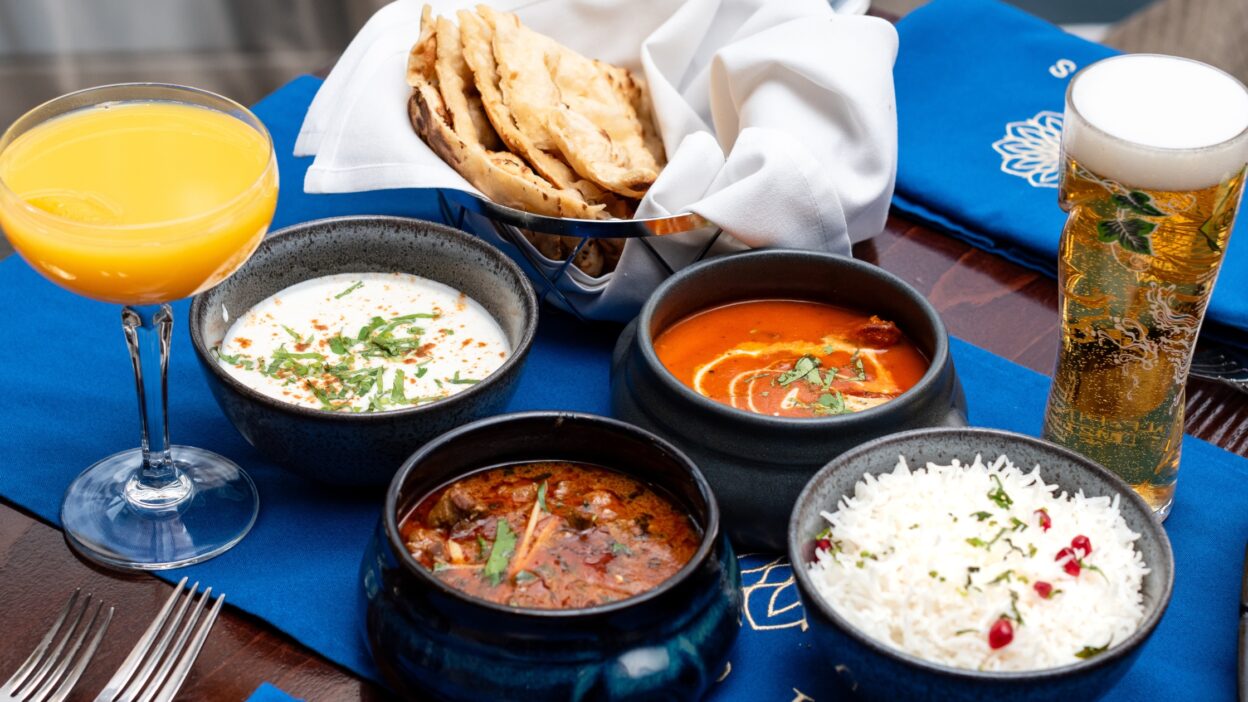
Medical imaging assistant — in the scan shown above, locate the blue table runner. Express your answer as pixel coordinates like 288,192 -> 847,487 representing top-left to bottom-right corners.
0,74 -> 1243,700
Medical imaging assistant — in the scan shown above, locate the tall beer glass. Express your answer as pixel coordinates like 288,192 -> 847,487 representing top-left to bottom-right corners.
1042,55 -> 1248,519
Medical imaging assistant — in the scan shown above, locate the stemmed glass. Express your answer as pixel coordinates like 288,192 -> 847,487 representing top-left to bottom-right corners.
0,84 -> 278,569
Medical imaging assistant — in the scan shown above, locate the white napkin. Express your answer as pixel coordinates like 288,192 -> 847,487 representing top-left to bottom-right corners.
297,0 -> 898,321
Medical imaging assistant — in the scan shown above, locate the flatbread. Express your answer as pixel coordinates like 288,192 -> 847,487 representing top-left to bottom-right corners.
407,12 -> 603,220
434,16 -> 501,151
459,9 -> 581,191
480,6 -> 659,198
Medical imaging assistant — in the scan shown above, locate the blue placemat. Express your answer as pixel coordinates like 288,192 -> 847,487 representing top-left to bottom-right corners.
0,75 -> 1242,701
247,683 -> 304,702
892,0 -> 1248,341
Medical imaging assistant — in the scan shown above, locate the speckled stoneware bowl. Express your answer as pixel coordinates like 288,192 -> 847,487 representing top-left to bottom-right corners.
189,216 -> 538,486
611,249 -> 968,550
360,412 -> 742,701
788,427 -> 1174,702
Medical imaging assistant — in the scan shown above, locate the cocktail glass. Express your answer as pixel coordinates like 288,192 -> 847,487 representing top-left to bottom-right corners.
0,84 -> 278,569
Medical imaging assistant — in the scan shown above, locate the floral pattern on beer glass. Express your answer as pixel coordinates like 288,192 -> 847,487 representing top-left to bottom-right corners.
1042,156 -> 1244,511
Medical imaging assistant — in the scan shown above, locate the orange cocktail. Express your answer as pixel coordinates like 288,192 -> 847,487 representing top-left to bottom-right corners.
0,84 -> 277,570
0,101 -> 277,304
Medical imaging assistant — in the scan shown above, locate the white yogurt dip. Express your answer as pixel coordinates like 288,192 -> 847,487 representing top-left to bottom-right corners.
214,272 -> 510,412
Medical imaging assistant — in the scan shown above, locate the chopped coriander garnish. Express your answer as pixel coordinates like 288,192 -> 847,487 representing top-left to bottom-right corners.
449,371 -> 480,385
483,520 -> 517,586
610,541 -> 632,556
775,355 -> 821,387
334,280 -> 364,299
1075,641 -> 1112,659
986,474 -> 1013,509
970,511 -> 992,522
537,481 -> 548,512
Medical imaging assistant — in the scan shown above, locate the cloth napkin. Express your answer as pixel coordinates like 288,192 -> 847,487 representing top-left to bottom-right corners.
892,0 -> 1248,341
297,0 -> 899,321
0,75 -> 1243,701
246,684 -> 303,702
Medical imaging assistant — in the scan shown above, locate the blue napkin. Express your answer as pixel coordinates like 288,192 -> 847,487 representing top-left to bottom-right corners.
893,0 -> 1248,341
0,75 -> 1243,701
247,683 -> 303,702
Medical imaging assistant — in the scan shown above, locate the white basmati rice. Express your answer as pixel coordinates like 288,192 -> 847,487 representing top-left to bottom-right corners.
808,454 -> 1148,672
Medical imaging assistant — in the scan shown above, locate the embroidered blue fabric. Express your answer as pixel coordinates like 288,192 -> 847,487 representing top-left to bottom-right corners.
892,0 -> 1248,342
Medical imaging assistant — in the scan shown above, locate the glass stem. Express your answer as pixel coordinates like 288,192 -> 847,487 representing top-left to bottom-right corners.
121,304 -> 187,501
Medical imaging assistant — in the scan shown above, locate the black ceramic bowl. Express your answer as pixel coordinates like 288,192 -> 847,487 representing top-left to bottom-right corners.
189,216 -> 538,486
788,427 -> 1174,702
611,249 -> 967,550
360,412 -> 742,701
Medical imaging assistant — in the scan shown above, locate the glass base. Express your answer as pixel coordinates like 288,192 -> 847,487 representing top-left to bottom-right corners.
1154,499 -> 1173,522
60,445 -> 259,570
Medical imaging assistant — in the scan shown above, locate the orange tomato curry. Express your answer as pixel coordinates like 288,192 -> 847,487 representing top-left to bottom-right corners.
653,299 -> 928,418
401,461 -> 701,609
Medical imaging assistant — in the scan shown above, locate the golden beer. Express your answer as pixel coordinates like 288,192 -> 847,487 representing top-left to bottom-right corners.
1042,55 -> 1248,518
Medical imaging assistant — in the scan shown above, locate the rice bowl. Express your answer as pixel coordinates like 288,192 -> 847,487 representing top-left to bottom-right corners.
807,454 -> 1148,672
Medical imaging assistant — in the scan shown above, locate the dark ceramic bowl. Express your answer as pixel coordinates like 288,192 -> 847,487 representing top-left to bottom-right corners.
610,249 -> 967,550
360,412 -> 742,701
189,216 -> 538,486
788,427 -> 1174,702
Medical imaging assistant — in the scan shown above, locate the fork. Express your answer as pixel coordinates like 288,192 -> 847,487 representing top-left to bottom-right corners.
2,589 -> 113,702
1190,340 -> 1248,393
93,577 -> 225,702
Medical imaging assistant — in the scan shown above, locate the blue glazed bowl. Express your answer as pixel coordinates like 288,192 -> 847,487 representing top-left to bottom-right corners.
189,216 -> 538,487
360,412 -> 743,701
788,427 -> 1174,702
611,249 -> 968,551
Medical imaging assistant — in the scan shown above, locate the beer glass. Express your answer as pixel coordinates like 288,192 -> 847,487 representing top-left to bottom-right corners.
1042,55 -> 1248,519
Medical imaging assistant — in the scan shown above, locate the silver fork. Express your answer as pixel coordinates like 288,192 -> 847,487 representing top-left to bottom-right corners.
1190,340 -> 1248,392
94,577 -> 225,702
2,589 -> 113,702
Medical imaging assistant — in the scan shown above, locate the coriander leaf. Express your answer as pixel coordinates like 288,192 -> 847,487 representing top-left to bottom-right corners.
281,325 -> 305,343
986,474 -> 1013,509
776,355 -> 820,386
334,280 -> 364,299
537,481 -> 549,512
1075,640 -> 1112,659
415,366 -> 428,378
328,335 -> 351,355
449,371 -> 479,385
357,316 -> 386,341
483,519 -> 517,586
970,511 -> 992,521
610,541 -> 632,556
476,534 -> 488,557
391,369 -> 407,404
432,562 -> 450,573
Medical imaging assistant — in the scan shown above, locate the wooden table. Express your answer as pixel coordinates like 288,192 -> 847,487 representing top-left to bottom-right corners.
3,212 -> 1246,701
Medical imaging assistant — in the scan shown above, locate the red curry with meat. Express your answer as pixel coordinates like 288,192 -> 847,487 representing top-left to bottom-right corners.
401,461 -> 701,609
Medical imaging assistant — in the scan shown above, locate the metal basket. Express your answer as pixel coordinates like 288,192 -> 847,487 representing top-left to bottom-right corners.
436,189 -> 723,322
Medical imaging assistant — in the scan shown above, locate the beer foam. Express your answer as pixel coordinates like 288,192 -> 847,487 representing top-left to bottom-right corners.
1067,54 -> 1248,191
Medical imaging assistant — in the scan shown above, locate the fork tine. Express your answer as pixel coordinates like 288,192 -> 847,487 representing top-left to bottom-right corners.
93,576 -> 189,702
15,593 -> 92,699
26,601 -> 108,702
149,593 -> 224,702
0,589 -> 79,695
44,605 -> 113,702
113,581 -> 199,702
133,589 -> 212,702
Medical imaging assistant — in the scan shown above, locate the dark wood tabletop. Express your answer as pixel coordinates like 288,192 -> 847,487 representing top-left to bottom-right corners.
3,211 -> 1246,701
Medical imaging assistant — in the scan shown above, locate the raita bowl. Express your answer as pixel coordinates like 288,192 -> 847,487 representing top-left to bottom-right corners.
189,215 -> 538,487
610,249 -> 968,550
359,411 -> 742,701
787,427 -> 1174,702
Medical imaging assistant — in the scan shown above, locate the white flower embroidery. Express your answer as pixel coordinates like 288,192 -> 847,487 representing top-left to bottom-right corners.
992,110 -> 1064,188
